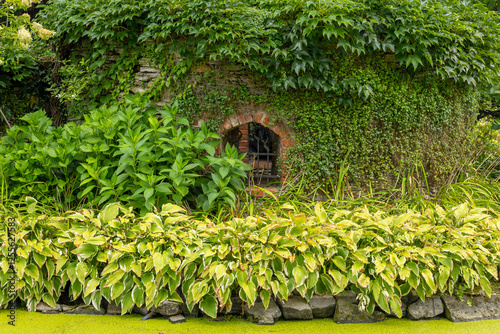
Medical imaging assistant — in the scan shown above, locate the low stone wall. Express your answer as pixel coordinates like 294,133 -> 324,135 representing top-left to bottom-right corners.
33,290 -> 500,325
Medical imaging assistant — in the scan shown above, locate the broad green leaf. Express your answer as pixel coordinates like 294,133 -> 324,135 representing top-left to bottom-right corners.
111,282 -> 125,301
199,295 -> 218,318
72,243 -> 98,259
104,269 -> 125,287
421,269 -> 436,292
292,266 -> 307,287
84,278 -> 101,297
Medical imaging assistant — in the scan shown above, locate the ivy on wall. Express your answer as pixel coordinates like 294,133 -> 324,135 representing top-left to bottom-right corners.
35,0 -> 494,189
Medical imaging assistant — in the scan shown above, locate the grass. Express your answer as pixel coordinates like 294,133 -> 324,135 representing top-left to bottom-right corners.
2,310 -> 500,334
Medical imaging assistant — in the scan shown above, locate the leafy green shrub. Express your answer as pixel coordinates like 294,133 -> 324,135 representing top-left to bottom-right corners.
1,201 -> 498,317
0,95 -> 251,212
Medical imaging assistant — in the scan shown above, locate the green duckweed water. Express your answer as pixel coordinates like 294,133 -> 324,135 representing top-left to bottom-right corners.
1,311 -> 500,334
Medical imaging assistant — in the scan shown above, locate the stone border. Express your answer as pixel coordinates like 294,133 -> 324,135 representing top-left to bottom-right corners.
34,291 -> 500,325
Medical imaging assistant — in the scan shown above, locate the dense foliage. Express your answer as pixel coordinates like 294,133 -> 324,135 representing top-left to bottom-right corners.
0,0 -> 56,130
1,200 -> 499,317
33,0 -> 498,189
0,95 -> 251,213
41,0 -> 500,93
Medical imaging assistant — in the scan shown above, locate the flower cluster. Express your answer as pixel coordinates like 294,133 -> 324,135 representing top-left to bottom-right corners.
31,22 -> 56,40
17,26 -> 32,48
37,28 -> 56,40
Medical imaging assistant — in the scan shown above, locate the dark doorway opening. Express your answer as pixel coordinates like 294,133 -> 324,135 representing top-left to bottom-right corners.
224,122 -> 280,185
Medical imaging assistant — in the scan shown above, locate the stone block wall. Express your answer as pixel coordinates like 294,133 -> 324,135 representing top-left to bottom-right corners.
34,290 -> 500,325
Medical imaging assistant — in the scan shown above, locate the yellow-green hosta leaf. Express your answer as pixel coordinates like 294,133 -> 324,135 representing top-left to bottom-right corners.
91,290 -> 102,311
85,236 -> 107,246
111,282 -> 125,301
332,256 -> 346,272
260,290 -> 271,310
132,286 -> 144,307
76,262 -> 88,285
104,269 -> 125,288
32,253 -> 46,268
328,269 -> 343,287
42,293 -> 57,309
421,269 -> 436,292
199,295 -> 218,318
160,203 -> 186,215
357,273 -> 370,288
84,278 -> 101,297
153,251 -> 167,273
480,277 -> 492,298
452,203 -> 469,221
303,252 -> 317,272
215,264 -> 226,281
121,292 -> 134,315
130,262 -> 142,277
399,267 -> 411,280
374,259 -> 386,274
292,266 -> 307,287
25,264 -> 39,280
241,281 -> 257,305
389,297 -> 402,318
274,248 -> 291,259
315,202 -> 327,223
72,243 -> 98,259
55,256 -> 68,273
98,202 -> 120,226
351,261 -> 364,275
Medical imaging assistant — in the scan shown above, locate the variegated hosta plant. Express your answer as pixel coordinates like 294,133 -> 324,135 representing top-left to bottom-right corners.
1,201 -> 499,317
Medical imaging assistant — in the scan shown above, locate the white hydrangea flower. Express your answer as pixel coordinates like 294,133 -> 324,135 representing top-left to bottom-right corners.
38,28 -> 56,40
32,22 -> 43,32
0,59 -> 3,66
22,13 -> 30,18
17,27 -> 32,44
20,0 -> 31,7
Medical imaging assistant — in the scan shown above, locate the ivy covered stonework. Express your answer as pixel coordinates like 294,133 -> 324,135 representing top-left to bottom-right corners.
38,0 -> 498,190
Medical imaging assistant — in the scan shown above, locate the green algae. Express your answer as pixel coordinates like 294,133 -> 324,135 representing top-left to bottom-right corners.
1,311 -> 500,334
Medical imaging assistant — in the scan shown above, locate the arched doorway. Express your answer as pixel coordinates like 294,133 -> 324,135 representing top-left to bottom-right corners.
225,122 -> 281,186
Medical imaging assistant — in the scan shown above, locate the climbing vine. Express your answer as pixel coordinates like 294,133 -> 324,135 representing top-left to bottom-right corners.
34,0 -> 496,188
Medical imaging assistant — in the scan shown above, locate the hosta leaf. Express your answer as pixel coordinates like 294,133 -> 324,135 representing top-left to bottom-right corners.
84,278 -> 101,297
241,281 -> 257,305
389,298 -> 402,318
153,252 -> 167,273
121,292 -> 134,315
480,277 -> 492,298
215,264 -> 226,281
292,266 -> 307,287
260,290 -> 271,310
72,243 -> 98,259
199,295 -> 218,318
357,273 -> 370,288
132,286 -> 145,307
104,269 -> 125,287
91,290 -> 102,311
98,202 -> 119,225
421,269 -> 436,292
85,236 -> 107,246
111,282 -> 125,301
25,264 -> 39,280
76,262 -> 88,285
101,262 -> 118,277
332,256 -> 346,272
33,253 -> 46,268
130,262 -> 142,277
42,293 -> 57,309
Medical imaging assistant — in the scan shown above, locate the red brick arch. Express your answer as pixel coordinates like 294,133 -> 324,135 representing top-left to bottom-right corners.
219,109 -> 295,185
